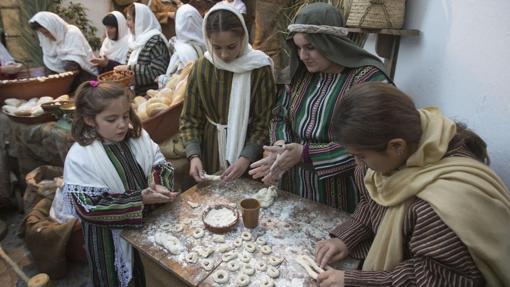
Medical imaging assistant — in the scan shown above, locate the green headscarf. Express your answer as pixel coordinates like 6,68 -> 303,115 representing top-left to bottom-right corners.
287,2 -> 389,80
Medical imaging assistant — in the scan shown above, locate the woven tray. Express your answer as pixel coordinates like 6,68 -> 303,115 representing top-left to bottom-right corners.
346,0 -> 406,29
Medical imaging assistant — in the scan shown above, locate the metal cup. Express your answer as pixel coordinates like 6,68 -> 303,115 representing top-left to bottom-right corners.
240,198 -> 261,229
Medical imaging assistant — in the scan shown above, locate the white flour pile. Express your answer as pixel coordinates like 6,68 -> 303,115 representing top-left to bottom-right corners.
204,207 -> 237,227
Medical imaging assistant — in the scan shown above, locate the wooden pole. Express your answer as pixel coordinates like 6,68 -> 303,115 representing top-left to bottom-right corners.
0,244 -> 30,283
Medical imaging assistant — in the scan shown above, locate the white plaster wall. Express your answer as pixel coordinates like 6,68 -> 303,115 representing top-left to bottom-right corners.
366,0 -> 510,187
62,0 -> 111,40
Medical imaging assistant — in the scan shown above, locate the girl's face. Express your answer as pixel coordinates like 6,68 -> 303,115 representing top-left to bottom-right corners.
37,27 -> 56,41
293,32 -> 342,73
346,143 -> 406,175
87,96 -> 131,143
209,31 -> 243,63
106,25 -> 118,40
126,13 -> 135,34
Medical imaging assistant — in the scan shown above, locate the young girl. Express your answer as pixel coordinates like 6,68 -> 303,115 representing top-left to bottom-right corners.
63,81 -> 177,287
316,82 -> 510,286
179,4 -> 275,182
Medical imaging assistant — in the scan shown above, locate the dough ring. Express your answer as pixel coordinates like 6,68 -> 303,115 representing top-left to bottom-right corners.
256,237 -> 267,245
234,274 -> 250,287
222,252 -> 237,262
172,223 -> 184,232
241,264 -> 255,276
244,242 -> 256,253
217,244 -> 232,253
241,231 -> 252,241
260,276 -> 275,287
256,261 -> 267,271
213,235 -> 225,243
160,223 -> 172,231
233,237 -> 243,247
197,246 -> 214,258
239,253 -> 251,263
267,256 -> 284,266
260,245 -> 272,255
267,266 -> 280,278
185,252 -> 198,264
295,254 -> 325,280
212,269 -> 229,284
192,228 -> 204,239
227,260 -> 240,271
200,258 -> 214,271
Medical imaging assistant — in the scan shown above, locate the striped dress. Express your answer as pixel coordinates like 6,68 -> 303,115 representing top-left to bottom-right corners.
180,57 -> 276,173
330,140 -> 485,286
127,35 -> 170,95
70,141 -> 174,287
271,65 -> 387,212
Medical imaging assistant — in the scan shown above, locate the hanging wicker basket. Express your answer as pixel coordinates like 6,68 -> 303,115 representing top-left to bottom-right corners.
346,0 -> 406,29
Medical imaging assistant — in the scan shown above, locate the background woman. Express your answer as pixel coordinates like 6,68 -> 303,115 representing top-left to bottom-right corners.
91,11 -> 131,74
179,4 -> 275,182
315,82 -> 510,287
29,11 -> 97,87
114,3 -> 170,95
249,3 -> 389,212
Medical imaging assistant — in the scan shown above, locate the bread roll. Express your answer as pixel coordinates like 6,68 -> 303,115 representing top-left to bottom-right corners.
146,89 -> 159,98
146,102 -> 168,117
4,98 -> 24,107
2,105 -> 17,115
133,96 -> 147,106
37,96 -> 53,105
31,106 -> 45,116
15,106 -> 33,116
55,94 -> 70,102
172,76 -> 188,105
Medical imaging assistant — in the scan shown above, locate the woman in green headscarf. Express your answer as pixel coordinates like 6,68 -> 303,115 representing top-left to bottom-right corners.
249,2 -> 390,212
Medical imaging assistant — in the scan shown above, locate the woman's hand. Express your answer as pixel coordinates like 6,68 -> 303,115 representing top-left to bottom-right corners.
249,150 -> 277,179
114,65 -> 129,72
90,56 -> 108,67
189,156 -> 204,182
142,184 -> 176,204
315,238 -> 349,269
317,267 -> 345,287
269,143 -> 303,174
222,156 -> 251,181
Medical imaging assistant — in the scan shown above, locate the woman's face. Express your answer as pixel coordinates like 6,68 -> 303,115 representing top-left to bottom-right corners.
209,31 -> 243,63
126,13 -> 135,34
293,32 -> 342,73
106,25 -> 118,40
37,27 -> 56,41
346,143 -> 406,175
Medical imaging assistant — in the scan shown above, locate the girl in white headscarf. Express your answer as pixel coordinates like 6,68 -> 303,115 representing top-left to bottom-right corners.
162,0 -> 205,78
179,3 -> 275,182
114,3 -> 170,95
29,11 -> 97,83
91,11 -> 131,73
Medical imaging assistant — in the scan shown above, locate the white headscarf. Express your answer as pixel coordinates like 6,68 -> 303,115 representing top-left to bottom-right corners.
215,0 -> 247,14
29,12 -> 98,75
99,11 -> 131,64
203,4 -> 272,167
165,3 -> 204,75
127,3 -> 168,66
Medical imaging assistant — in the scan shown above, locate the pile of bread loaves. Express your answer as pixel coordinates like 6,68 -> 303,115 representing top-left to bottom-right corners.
2,94 -> 70,117
133,62 -> 194,121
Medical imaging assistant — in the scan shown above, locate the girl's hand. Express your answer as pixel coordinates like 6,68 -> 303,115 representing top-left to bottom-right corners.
317,267 -> 345,287
142,186 -> 172,204
189,156 -> 204,182
114,65 -> 129,72
315,238 -> 349,269
152,184 -> 178,202
221,157 -> 251,181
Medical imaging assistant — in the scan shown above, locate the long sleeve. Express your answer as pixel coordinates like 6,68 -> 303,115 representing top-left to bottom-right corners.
343,200 -> 485,287
270,85 -> 293,144
129,35 -> 170,94
240,65 -> 276,162
179,60 -> 204,158
70,186 -> 144,229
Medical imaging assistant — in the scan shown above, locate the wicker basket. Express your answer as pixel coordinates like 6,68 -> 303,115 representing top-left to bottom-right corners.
346,0 -> 406,29
97,70 -> 134,87
202,204 -> 239,234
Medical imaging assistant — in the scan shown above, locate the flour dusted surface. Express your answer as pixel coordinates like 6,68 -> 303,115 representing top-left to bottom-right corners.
204,207 -> 237,227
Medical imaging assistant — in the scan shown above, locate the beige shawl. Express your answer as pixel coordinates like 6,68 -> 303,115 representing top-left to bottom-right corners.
363,108 -> 510,287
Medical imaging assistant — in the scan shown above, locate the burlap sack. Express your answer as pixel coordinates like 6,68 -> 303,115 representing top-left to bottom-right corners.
23,165 -> 63,213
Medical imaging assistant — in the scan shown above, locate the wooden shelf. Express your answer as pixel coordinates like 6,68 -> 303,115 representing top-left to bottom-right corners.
346,28 -> 420,80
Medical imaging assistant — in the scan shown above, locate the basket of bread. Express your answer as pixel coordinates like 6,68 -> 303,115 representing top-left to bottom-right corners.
0,68 -> 77,104
135,62 -> 194,143
98,69 -> 134,87
2,94 -> 71,124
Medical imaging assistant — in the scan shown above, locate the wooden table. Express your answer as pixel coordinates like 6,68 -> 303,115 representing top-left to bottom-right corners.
123,178 -> 357,287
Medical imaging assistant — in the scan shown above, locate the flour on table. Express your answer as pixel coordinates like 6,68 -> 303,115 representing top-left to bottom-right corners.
153,231 -> 184,255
